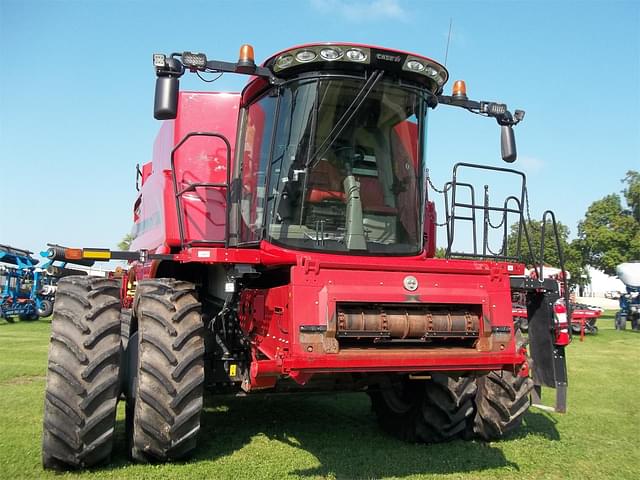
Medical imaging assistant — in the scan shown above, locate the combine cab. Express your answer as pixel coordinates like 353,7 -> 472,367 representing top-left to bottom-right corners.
42,43 -> 570,469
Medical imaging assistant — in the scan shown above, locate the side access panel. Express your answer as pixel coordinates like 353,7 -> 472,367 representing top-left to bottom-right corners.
130,92 -> 241,252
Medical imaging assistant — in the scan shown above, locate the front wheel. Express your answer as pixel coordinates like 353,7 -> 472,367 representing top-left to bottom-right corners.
130,279 -> 205,463
42,276 -> 121,470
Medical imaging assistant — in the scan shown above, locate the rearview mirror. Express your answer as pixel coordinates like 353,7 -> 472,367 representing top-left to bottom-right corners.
154,76 -> 179,120
501,125 -> 517,163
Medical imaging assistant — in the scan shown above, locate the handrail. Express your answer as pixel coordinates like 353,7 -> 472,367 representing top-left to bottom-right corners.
444,162 -> 527,262
444,181 -> 478,256
540,210 -> 571,321
170,132 -> 232,248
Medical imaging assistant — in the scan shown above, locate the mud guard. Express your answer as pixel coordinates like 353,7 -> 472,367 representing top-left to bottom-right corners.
511,277 -> 568,413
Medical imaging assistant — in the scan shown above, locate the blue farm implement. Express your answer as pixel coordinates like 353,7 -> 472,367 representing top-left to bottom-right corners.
615,262 -> 640,330
0,244 -> 54,321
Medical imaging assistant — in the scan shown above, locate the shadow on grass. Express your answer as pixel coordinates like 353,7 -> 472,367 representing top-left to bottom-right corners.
105,393 -> 559,478
518,409 -> 560,441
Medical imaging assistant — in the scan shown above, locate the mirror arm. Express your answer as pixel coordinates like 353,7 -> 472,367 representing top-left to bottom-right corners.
203,60 -> 278,83
437,95 -> 525,127
154,56 -> 280,85
437,95 -> 524,163
152,53 -> 280,120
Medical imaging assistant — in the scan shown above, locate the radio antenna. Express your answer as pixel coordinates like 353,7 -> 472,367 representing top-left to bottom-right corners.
444,18 -> 453,66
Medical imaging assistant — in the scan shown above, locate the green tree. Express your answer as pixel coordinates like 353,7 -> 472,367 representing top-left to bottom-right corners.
577,171 -> 640,275
118,233 -> 134,251
434,247 -> 447,259
623,170 -> 640,222
506,219 -> 588,288
506,219 -> 568,267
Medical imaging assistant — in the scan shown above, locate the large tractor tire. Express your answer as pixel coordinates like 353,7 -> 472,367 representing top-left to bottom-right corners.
472,369 -> 534,440
42,276 -> 121,470
421,374 -> 477,442
370,373 -> 476,443
130,279 -> 204,462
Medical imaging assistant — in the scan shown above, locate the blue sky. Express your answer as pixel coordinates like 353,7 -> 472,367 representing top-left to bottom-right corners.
1,0 -> 639,257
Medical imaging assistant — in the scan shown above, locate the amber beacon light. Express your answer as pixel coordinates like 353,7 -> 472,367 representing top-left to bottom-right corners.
452,79 -> 468,100
237,44 -> 256,71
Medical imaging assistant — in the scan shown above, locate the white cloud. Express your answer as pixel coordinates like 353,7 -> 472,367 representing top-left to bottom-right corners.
310,0 -> 408,23
517,156 -> 545,174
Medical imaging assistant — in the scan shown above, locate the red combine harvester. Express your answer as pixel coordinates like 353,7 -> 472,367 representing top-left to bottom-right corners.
42,43 -> 570,470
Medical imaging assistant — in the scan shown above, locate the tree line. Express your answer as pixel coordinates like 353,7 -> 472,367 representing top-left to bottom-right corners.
507,170 -> 639,288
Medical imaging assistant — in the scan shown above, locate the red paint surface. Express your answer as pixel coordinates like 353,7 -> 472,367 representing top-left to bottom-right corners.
131,91 -> 240,252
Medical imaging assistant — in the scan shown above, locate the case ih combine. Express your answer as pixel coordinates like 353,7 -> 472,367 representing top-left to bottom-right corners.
42,43 -> 570,470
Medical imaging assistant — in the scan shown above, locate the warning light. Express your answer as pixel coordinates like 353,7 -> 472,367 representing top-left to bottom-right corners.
238,44 -> 256,71
64,248 -> 83,260
452,80 -> 467,100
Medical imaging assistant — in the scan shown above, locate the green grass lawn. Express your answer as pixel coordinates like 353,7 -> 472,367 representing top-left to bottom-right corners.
0,312 -> 638,480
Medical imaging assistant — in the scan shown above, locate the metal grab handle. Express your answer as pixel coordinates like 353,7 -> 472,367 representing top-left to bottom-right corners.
540,210 -> 571,324
170,132 -> 232,248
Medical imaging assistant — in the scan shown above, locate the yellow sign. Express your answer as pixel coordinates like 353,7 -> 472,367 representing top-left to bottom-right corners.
229,364 -> 237,376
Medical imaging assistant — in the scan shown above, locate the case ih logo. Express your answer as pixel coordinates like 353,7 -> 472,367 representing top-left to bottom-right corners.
375,53 -> 402,63
403,275 -> 419,291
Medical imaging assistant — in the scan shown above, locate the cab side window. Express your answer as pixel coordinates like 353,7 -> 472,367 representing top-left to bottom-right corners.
239,94 -> 277,243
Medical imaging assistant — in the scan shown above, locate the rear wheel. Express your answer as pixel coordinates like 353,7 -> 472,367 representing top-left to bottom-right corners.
473,369 -> 533,440
369,374 -> 476,443
472,331 -> 533,440
420,374 -> 477,442
42,276 -> 121,470
131,278 -> 204,462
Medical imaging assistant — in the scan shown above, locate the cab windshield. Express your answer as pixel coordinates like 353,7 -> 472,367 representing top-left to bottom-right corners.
240,76 -> 428,255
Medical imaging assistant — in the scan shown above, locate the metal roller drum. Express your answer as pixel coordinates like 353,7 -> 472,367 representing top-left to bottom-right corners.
336,303 -> 481,339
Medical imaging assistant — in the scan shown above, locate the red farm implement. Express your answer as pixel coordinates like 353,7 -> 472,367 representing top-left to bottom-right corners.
42,43 -> 570,469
